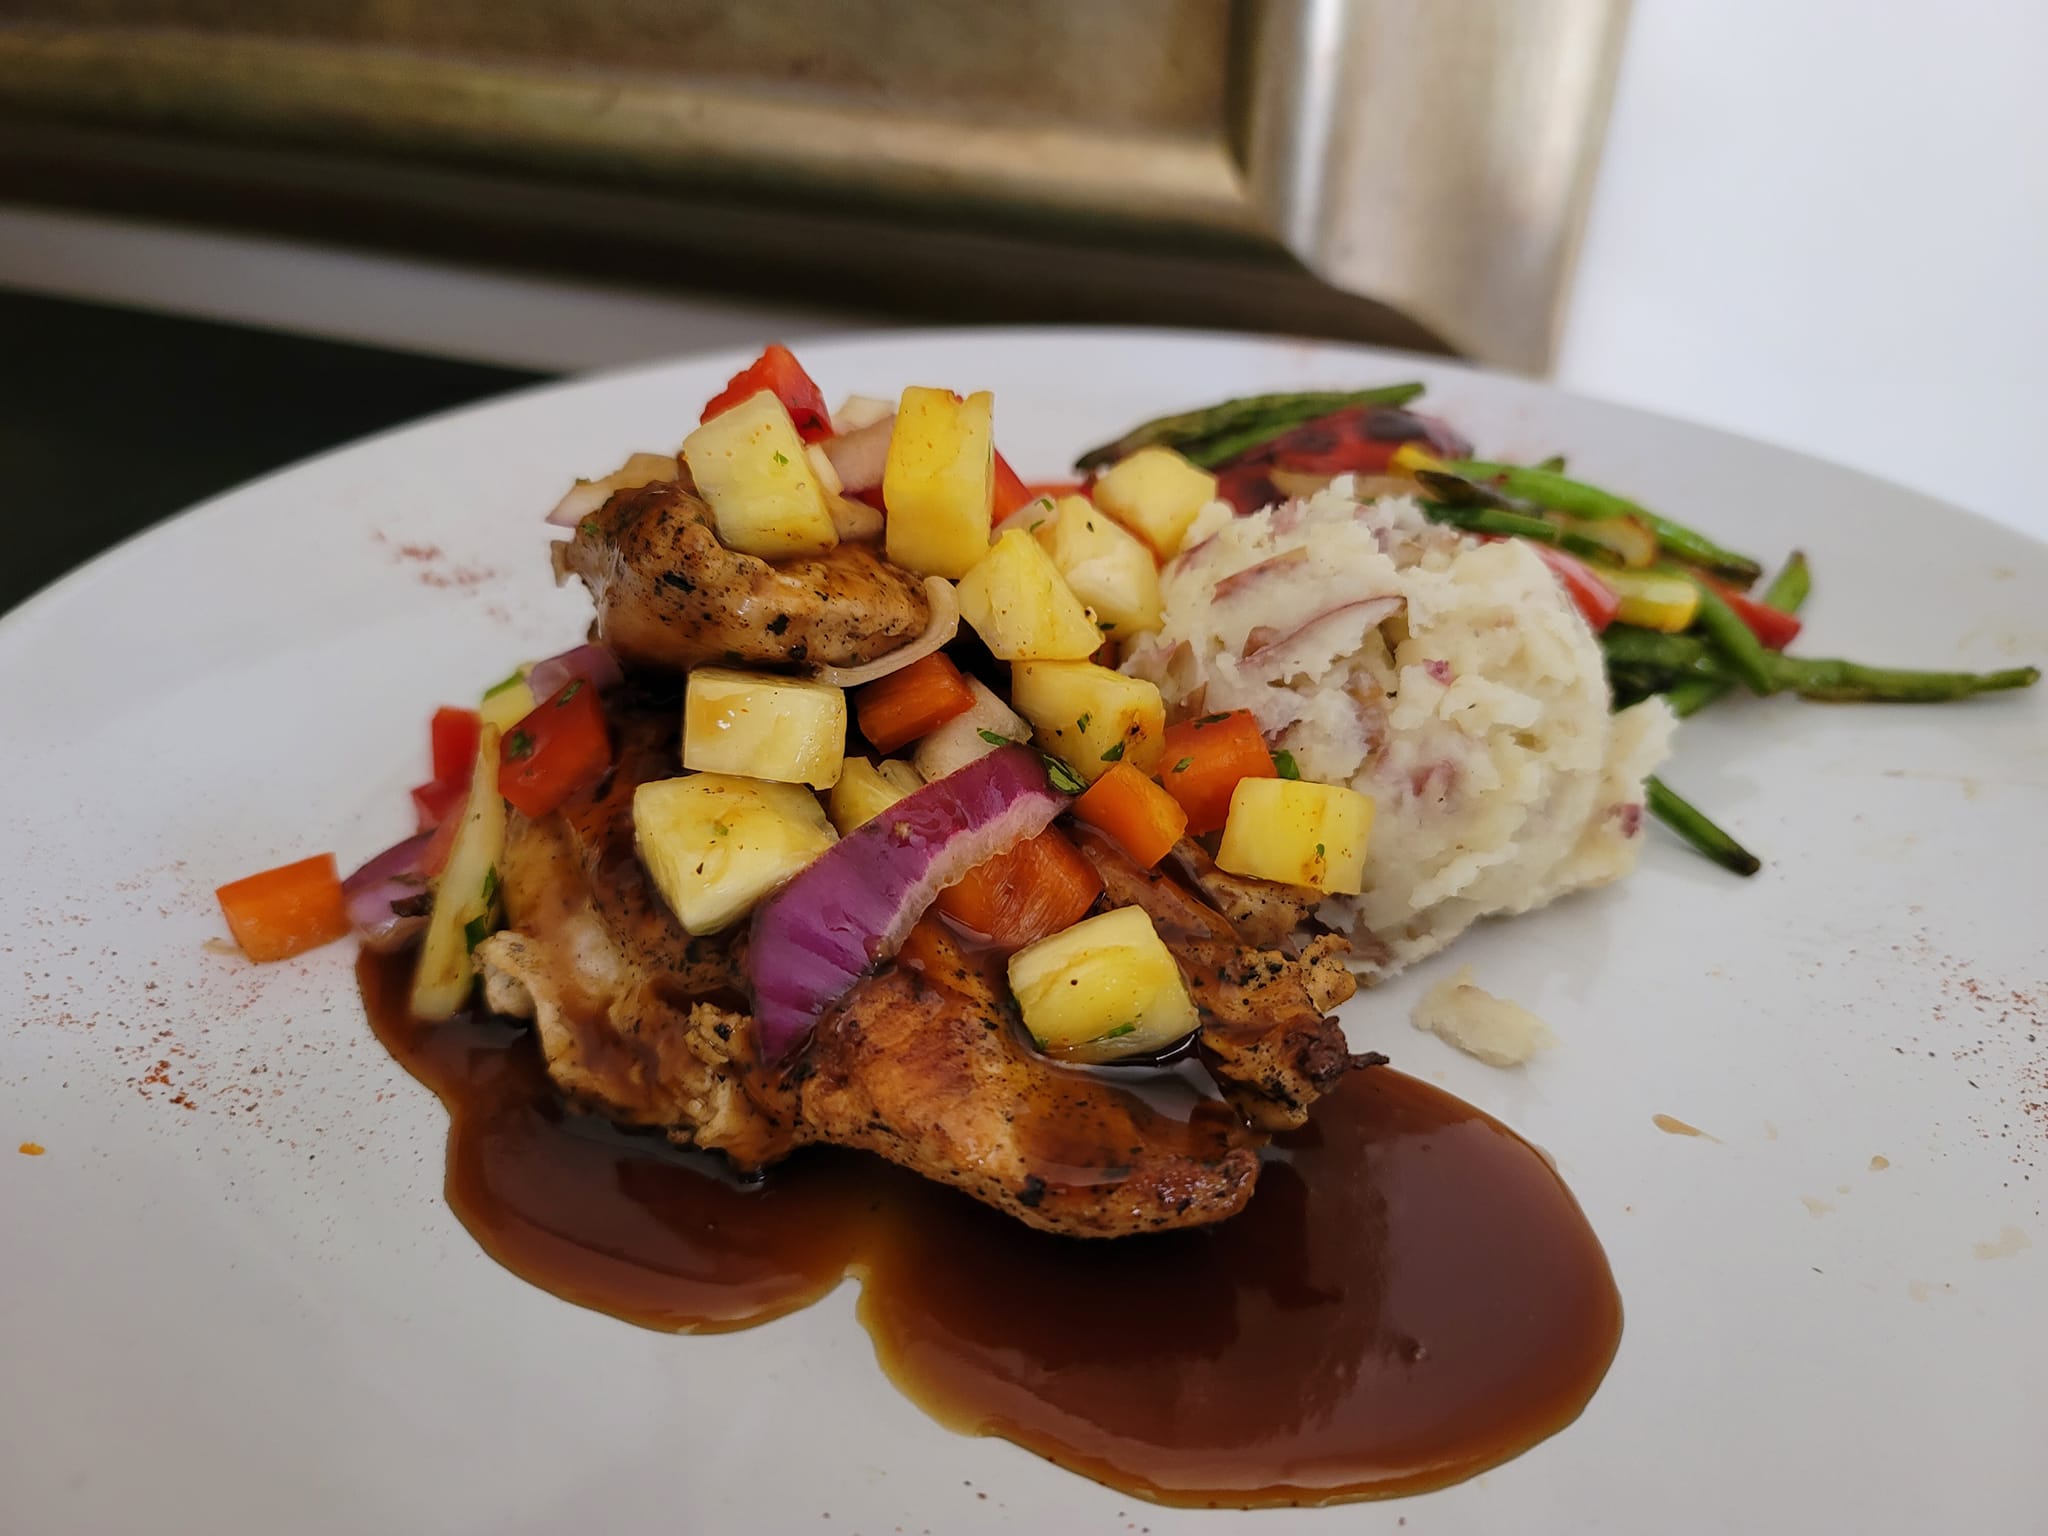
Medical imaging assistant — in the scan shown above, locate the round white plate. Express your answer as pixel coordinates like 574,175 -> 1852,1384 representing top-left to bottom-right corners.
4,330 -> 2043,1535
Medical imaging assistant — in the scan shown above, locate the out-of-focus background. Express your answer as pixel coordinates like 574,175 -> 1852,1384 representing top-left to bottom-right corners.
3,0 -> 2043,613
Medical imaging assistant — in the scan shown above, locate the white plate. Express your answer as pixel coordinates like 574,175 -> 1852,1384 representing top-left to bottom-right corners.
4,329 -> 2043,1535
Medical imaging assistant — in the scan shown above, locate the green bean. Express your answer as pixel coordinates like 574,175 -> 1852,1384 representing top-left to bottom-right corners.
1646,776 -> 1761,876
1766,656 -> 2038,703
1690,583 -> 1780,696
1761,549 -> 1810,612
1445,459 -> 1764,584
1074,384 -> 1426,471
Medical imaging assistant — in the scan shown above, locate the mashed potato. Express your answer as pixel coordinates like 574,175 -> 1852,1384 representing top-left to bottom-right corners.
1124,482 -> 1672,979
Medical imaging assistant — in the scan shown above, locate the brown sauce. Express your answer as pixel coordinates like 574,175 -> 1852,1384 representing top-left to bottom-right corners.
360,949 -> 1621,1507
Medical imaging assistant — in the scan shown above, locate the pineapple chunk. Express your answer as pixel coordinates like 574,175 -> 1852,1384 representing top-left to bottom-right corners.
883,386 -> 995,578
681,390 -> 840,559
913,677 -> 1028,783
412,725 -> 509,1021
1008,906 -> 1198,1063
478,669 -> 535,734
634,773 -> 837,935
1008,661 -> 1165,784
1091,446 -> 1219,558
1216,777 -> 1375,895
956,529 -> 1104,661
683,667 -> 846,790
1037,495 -> 1162,639
828,755 -> 922,834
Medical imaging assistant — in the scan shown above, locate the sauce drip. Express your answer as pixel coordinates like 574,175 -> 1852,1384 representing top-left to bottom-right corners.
360,950 -> 1621,1507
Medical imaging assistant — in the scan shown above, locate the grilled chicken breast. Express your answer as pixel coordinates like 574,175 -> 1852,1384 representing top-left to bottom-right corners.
563,476 -> 930,673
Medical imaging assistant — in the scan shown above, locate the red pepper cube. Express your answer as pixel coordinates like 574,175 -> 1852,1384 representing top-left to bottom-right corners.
429,706 -> 481,786
499,680 -> 612,819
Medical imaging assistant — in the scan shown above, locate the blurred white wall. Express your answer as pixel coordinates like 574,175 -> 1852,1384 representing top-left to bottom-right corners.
1558,0 -> 2048,532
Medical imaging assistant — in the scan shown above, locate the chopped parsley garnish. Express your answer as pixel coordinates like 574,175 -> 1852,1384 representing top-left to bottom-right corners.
978,728 -> 1014,747
1315,843 -> 1326,859
712,821 -> 731,838
1099,740 -> 1126,763
1172,756 -> 1193,774
1195,711 -> 1231,727
505,729 -> 535,760
482,668 -> 525,700
1272,748 -> 1301,780
480,866 -> 499,905
772,450 -> 789,466
1075,712 -> 1092,734
578,518 -> 602,539
1098,1023 -> 1137,1041
463,914 -> 491,953
1042,756 -> 1086,794
555,679 -> 584,705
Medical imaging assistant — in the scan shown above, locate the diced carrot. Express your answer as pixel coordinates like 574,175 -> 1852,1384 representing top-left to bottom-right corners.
855,653 -> 976,753
1073,761 -> 1188,868
935,828 -> 1103,951
1158,709 -> 1276,834
216,854 -> 351,963
992,450 -> 1035,519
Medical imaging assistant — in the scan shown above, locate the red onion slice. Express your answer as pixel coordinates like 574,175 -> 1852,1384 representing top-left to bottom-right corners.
526,642 -> 623,699
343,830 -> 435,952
747,746 -> 1067,1063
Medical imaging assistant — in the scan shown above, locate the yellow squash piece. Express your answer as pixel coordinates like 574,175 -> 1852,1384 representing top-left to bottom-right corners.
478,670 -> 536,734
827,756 -> 923,835
1090,445 -> 1218,559
1037,494 -> 1162,640
1008,661 -> 1165,785
683,667 -> 847,790
681,390 -> 841,559
1604,568 -> 1699,632
956,529 -> 1104,661
882,386 -> 995,578
1216,777 -> 1374,896
634,772 -> 838,935
412,724 -> 509,1021
1008,906 -> 1198,1064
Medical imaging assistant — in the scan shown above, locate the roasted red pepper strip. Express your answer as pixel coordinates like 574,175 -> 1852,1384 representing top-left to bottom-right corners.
1527,543 -> 1622,632
699,344 -> 832,442
499,681 -> 612,819
1703,577 -> 1803,649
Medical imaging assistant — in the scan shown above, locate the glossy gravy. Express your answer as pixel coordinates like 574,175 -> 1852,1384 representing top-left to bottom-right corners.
360,949 -> 1620,1507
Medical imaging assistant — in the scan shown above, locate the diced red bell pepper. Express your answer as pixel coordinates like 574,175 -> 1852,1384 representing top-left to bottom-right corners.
1025,479 -> 1088,501
429,706 -> 481,785
699,344 -> 832,442
499,680 -> 612,819
1704,577 -> 1803,649
410,777 -> 468,833
992,450 -> 1035,520
1527,543 -> 1621,632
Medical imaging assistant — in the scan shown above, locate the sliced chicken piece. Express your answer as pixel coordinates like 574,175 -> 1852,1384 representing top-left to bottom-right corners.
1075,829 -> 1361,1132
800,920 -> 1260,1237
1168,837 -> 1322,949
563,476 -> 930,673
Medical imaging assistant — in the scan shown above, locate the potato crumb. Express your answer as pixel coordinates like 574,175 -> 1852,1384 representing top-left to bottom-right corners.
1410,966 -> 1556,1067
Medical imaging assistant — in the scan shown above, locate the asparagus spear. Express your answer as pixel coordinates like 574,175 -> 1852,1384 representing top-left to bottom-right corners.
1646,776 -> 1761,876
1073,383 -> 1426,471
1445,459 -> 1764,584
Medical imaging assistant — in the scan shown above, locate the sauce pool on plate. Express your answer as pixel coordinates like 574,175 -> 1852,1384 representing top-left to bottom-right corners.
360,948 -> 1620,1507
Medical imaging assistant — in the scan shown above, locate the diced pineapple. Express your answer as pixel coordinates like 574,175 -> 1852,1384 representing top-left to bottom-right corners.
681,390 -> 840,559
883,386 -> 995,578
478,669 -> 536,734
956,530 -> 1104,661
683,667 -> 846,790
1037,495 -> 1162,639
412,725 -> 509,1021
634,773 -> 837,935
1008,661 -> 1165,784
913,677 -> 1028,783
1007,906 -> 1197,1063
828,756 -> 923,834
1091,446 -> 1219,558
1215,777 -> 1374,895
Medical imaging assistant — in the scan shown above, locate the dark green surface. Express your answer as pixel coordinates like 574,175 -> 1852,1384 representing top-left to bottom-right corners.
0,290 -> 547,615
